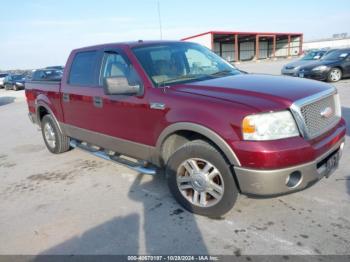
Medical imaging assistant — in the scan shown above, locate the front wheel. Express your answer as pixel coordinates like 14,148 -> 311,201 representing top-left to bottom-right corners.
327,68 -> 342,82
166,140 -> 238,218
41,114 -> 70,154
13,84 -> 18,91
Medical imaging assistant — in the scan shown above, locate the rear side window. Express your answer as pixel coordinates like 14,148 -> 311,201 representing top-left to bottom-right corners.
68,51 -> 98,86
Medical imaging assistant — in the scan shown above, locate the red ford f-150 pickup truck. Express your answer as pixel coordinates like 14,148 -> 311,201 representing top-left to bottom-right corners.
25,41 -> 346,217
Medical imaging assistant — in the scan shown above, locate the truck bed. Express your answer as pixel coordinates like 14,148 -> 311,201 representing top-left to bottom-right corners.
25,80 -> 62,123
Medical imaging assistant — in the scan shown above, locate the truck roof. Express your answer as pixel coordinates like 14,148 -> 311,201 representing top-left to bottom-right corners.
72,40 -> 184,52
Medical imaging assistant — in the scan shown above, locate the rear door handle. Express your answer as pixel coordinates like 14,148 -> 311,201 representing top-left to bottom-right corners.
62,93 -> 70,102
93,96 -> 103,108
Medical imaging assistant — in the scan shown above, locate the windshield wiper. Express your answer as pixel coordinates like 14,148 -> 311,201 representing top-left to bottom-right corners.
210,70 -> 235,77
158,74 -> 208,86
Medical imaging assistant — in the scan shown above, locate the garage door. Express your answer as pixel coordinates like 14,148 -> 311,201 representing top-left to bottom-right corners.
240,42 -> 254,61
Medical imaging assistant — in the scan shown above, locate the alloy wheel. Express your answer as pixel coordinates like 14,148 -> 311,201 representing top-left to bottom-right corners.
43,122 -> 56,148
329,69 -> 341,82
176,158 -> 224,207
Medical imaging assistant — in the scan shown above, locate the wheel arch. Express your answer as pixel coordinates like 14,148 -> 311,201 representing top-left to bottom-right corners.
332,66 -> 343,73
156,122 -> 241,167
35,102 -> 63,133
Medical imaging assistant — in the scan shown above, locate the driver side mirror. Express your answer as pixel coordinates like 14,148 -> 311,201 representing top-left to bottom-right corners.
103,76 -> 141,95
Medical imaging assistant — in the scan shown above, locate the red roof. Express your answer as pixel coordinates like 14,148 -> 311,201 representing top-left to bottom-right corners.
181,31 -> 303,41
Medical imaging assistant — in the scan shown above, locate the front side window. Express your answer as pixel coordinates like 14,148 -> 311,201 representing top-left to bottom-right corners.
100,52 -> 141,88
100,52 -> 129,80
132,42 -> 241,87
68,51 -> 98,86
322,50 -> 349,61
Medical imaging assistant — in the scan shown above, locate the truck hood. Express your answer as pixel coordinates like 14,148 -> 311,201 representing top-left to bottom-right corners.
171,74 -> 333,112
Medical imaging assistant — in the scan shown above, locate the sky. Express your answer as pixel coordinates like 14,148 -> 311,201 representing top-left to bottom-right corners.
1,0 -> 349,69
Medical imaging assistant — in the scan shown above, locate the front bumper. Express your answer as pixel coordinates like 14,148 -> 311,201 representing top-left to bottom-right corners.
234,138 -> 345,196
281,69 -> 298,77
298,69 -> 329,81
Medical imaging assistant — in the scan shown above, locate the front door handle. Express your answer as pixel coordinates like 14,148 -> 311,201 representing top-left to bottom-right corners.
93,96 -> 103,108
62,93 -> 70,102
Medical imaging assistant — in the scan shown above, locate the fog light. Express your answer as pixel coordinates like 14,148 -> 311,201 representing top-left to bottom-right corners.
286,171 -> 302,188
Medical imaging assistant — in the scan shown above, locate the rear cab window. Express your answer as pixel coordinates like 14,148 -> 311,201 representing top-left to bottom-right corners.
32,69 -> 63,81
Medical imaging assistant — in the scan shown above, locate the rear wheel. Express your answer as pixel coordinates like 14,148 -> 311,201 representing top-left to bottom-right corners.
41,114 -> 70,154
327,68 -> 342,82
166,140 -> 238,218
4,84 -> 9,90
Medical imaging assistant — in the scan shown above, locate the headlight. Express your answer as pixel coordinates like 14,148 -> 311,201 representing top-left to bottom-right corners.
312,65 -> 329,71
16,82 -> 23,86
242,111 -> 299,141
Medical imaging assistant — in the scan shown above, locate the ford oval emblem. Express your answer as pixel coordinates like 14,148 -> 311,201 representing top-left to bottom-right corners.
320,107 -> 333,118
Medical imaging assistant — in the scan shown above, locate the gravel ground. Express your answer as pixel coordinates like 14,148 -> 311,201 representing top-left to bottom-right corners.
0,60 -> 349,256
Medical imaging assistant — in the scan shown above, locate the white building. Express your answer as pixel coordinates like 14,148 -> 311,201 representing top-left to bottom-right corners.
304,37 -> 350,50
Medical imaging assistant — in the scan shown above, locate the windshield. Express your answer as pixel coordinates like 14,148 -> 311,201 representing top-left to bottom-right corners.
321,50 -> 349,60
13,75 -> 24,80
302,51 -> 323,60
132,42 -> 241,87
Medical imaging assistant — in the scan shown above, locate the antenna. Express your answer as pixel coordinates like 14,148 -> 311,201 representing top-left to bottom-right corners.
157,0 -> 163,40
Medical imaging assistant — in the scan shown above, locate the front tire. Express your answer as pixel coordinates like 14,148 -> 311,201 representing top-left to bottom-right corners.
166,140 -> 238,218
13,84 -> 18,91
327,68 -> 342,82
41,114 -> 70,154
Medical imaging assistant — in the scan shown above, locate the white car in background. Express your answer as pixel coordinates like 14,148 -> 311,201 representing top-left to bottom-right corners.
0,73 -> 9,88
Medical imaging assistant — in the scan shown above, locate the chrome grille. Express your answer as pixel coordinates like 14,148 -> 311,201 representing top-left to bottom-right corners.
299,94 -> 340,139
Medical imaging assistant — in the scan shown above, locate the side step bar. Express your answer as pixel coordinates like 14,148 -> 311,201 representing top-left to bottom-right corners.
70,140 -> 157,175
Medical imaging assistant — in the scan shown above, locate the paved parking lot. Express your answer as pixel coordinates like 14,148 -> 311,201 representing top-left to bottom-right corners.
0,59 -> 349,256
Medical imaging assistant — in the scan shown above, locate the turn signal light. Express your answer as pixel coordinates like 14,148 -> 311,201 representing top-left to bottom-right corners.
242,117 -> 256,133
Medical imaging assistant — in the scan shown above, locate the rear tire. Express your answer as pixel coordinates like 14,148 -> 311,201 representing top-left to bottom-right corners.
327,68 -> 342,82
41,114 -> 70,154
166,140 -> 238,218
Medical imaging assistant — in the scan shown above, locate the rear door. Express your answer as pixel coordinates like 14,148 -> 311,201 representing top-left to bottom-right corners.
60,50 -> 103,131
60,48 -> 153,158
